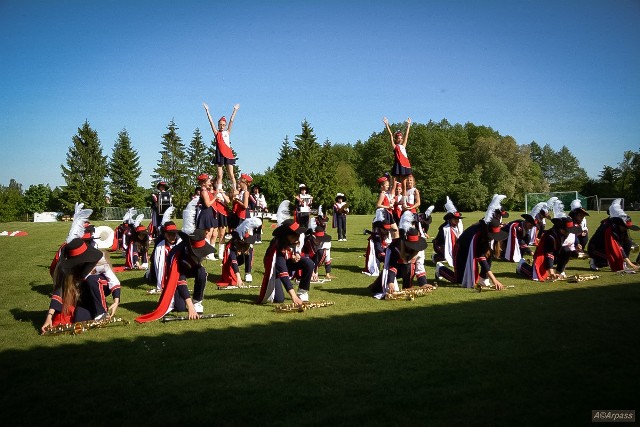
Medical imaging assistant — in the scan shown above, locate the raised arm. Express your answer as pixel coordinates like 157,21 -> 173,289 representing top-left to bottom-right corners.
383,117 -> 395,148
403,118 -> 412,146
203,102 -> 218,136
227,104 -> 240,133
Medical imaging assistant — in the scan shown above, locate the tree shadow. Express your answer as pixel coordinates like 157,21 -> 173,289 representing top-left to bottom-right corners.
10,308 -> 45,332
30,281 -> 53,297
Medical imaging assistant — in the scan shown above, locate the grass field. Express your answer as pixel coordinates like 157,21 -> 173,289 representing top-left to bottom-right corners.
0,212 -> 638,426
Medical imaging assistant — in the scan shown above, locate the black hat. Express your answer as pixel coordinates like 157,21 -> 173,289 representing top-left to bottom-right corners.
273,219 -> 308,238
444,211 -> 464,221
570,207 -> 590,218
417,212 -> 433,227
611,216 -> 640,231
186,229 -> 215,259
311,225 -> 332,243
232,230 -> 257,245
551,217 -> 582,234
60,238 -> 103,270
335,193 -> 346,202
486,218 -> 509,241
402,228 -> 428,252
521,214 -> 536,226
157,181 -> 168,190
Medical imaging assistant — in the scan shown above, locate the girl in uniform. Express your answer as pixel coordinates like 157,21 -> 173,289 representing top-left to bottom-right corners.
203,102 -> 240,192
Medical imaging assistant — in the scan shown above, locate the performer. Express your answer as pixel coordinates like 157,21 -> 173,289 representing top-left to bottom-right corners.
295,184 -> 313,228
42,238 -> 121,333
587,199 -> 639,272
432,197 -> 464,266
135,229 -> 215,323
403,175 -> 421,215
150,181 -> 172,238
203,101 -> 240,192
391,182 -> 405,224
125,222 -> 150,270
517,214 -> 582,281
383,116 -> 412,194
145,221 -> 181,295
195,173 -> 217,257
362,209 -> 393,276
436,195 -> 509,290
368,211 -> 431,299
217,217 -> 261,288
501,214 -> 536,262
248,184 -> 268,243
333,193 -> 349,241
230,173 -> 252,230
213,187 -> 231,260
257,219 -> 314,306
375,174 -> 399,238
302,219 -> 334,281
568,199 -> 589,258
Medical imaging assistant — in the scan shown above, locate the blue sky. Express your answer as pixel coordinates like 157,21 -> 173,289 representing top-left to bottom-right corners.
1,0 -> 639,191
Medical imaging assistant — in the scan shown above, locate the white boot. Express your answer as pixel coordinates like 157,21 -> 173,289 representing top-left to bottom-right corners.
219,244 -> 225,259
297,289 -> 309,302
244,273 -> 253,283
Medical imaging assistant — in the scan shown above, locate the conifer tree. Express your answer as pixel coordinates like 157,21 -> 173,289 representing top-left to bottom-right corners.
153,120 -> 190,212
60,121 -> 108,215
108,129 -> 144,208
186,128 -> 209,188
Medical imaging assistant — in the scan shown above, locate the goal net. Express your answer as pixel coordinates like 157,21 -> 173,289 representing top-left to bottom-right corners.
102,207 -> 153,221
597,198 -> 624,214
525,191 -> 589,214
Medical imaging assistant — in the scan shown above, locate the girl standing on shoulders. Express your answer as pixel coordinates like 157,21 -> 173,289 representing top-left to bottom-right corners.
383,116 -> 412,194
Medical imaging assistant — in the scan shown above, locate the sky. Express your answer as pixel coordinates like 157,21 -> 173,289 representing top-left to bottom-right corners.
1,0 -> 639,191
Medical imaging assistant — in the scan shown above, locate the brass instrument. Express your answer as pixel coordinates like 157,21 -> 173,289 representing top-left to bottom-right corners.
43,316 -> 129,336
162,313 -> 234,322
385,287 -> 434,300
216,284 -> 260,290
274,300 -> 335,313
546,273 -> 600,282
474,284 -> 515,292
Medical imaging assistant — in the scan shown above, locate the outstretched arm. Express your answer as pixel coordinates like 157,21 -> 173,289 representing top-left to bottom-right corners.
203,102 -> 218,136
227,104 -> 240,133
383,117 -> 395,148
403,118 -> 412,146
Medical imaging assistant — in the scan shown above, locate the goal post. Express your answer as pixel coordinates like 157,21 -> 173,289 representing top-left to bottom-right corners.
524,191 -> 589,214
597,198 -> 624,214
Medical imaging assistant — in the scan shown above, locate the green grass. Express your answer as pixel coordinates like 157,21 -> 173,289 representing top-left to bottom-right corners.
0,213 -> 638,426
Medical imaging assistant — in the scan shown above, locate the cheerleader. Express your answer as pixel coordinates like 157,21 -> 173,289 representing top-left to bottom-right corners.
587,199 -> 639,272
436,195 -> 509,290
136,229 -> 215,322
383,116 -> 412,194
432,197 -> 464,266
42,238 -> 121,333
217,217 -> 262,287
362,208 -> 393,276
295,184 -> 313,228
230,173 -> 252,230
203,101 -> 240,192
212,187 -> 231,259
376,174 -> 399,238
403,175 -> 421,215
195,173 -> 217,255
333,193 -> 349,241
257,219 -> 314,306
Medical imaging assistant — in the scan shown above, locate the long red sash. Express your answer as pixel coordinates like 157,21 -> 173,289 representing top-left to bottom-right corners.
135,257 -> 180,323
216,131 -> 234,159
604,227 -> 625,271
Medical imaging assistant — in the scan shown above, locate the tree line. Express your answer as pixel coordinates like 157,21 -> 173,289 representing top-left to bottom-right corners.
1,118 -> 639,222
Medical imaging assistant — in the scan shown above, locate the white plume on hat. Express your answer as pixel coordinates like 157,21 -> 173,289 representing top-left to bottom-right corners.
570,199 -> 583,211
609,198 -> 627,219
133,214 -> 144,228
276,200 -> 291,225
551,199 -> 567,219
182,197 -> 199,234
373,208 -> 387,224
545,197 -> 559,212
318,205 -> 324,218
424,205 -> 435,217
483,194 -> 506,224
66,202 -> 93,243
161,206 -> 175,226
529,202 -> 546,219
398,210 -> 415,234
235,217 -> 262,241
308,216 -> 317,232
444,196 -> 458,214
122,207 -> 136,224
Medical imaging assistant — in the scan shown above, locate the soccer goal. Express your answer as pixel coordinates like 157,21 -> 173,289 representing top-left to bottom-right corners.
524,191 -> 588,214
597,198 -> 624,214
103,207 -> 153,221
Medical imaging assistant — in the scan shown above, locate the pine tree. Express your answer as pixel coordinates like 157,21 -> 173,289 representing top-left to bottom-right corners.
186,128 -> 209,189
153,120 -> 190,212
108,129 -> 144,208
60,121 -> 108,215
273,136 -> 297,201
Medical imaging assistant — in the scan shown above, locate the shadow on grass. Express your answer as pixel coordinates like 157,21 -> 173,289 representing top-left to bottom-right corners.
4,282 -> 639,427
30,281 -> 52,297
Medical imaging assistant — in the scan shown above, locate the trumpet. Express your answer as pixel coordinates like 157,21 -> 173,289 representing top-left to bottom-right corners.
385,287 -> 434,300
162,313 -> 234,322
547,273 -> 600,283
43,316 -> 129,336
274,300 -> 335,313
